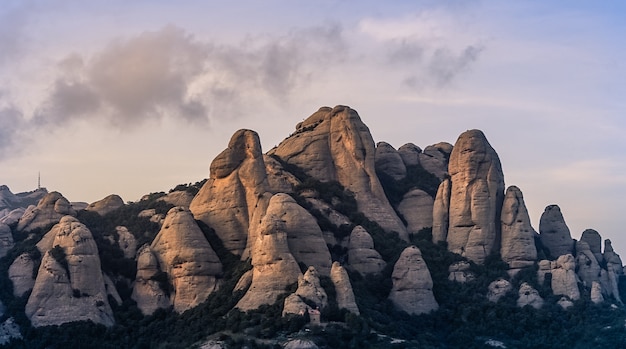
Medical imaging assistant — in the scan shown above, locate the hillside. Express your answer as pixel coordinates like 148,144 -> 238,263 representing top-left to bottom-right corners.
1,105 -> 625,348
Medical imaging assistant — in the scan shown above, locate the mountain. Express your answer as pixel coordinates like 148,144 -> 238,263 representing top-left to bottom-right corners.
0,105 -> 625,348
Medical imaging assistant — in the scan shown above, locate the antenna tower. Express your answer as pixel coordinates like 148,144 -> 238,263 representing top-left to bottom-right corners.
38,172 -> 41,190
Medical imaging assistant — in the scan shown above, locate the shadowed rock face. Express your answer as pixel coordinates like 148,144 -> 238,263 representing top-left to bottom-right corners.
132,245 -> 170,315
347,226 -> 385,276
397,189 -> 434,235
0,223 -> 14,258
8,253 -> 35,297
419,142 -> 453,179
25,216 -> 114,327
150,207 -> 223,313
517,282 -> 543,309
580,229 -> 603,264
500,186 -> 537,270
330,262 -> 359,315
375,142 -> 406,181
190,129 -> 272,257
539,205 -> 574,258
17,192 -> 76,232
389,245 -> 438,315
269,106 -> 407,240
446,130 -> 505,264
551,254 -> 580,301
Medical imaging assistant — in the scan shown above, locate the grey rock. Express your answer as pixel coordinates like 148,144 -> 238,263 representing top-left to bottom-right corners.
500,186 -> 537,271
397,189 -> 434,235
539,205 -> 574,258
557,297 -> 574,310
375,142 -> 407,181
551,254 -> 580,301
330,262 -> 359,315
432,178 -> 451,244
398,143 -> 422,167
85,194 -> 124,216
347,226 -> 385,276
448,261 -> 474,283
487,278 -> 512,303
580,229 -> 603,264
575,241 -> 601,287
116,226 -> 137,259
591,281 -> 604,304
517,282 -> 544,309
17,192 -> 76,232
0,223 -> 14,258
389,246 -> 438,315
8,253 -> 35,297
132,244 -> 170,315
295,267 -> 328,309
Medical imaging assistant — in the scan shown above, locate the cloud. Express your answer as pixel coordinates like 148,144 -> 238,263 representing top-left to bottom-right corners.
0,106 -> 25,160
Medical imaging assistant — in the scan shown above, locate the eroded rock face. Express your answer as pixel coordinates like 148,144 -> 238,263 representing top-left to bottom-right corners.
397,189 -> 434,235
432,178 -> 451,243
537,260 -> 552,285
8,253 -> 35,297
116,226 -> 137,259
551,254 -> 580,301
538,205 -> 574,258
265,193 -> 332,276
158,191 -> 194,208
235,208 -> 301,311
0,208 -> 25,226
419,142 -> 452,179
295,267 -> 328,309
375,142 -> 406,181
347,226 -> 385,276
282,293 -> 311,317
0,223 -> 14,258
269,106 -> 407,240
446,130 -> 505,264
575,241 -> 601,287
190,129 -> 272,257
17,192 -> 76,232
448,261 -> 474,283
557,297 -> 574,309
85,194 -> 124,216
487,278 -> 512,303
263,154 -> 300,194
151,207 -> 223,313
500,186 -> 537,271
517,282 -> 544,309
25,216 -> 114,327
132,245 -> 170,315
398,143 -> 422,167
389,246 -> 438,315
330,262 -> 359,315
591,281 -> 604,304
580,229 -> 603,264
603,240 -> 623,276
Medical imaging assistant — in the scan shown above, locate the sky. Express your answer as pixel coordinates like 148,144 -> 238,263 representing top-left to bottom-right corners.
1,1 -> 625,249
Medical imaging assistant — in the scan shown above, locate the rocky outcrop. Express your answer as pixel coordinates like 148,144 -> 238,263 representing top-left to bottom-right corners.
265,194 -> 332,276
8,253 -> 36,297
448,261 -> 474,283
538,205 -> 574,258
0,208 -> 25,226
397,189 -> 434,234
282,293 -> 311,317
347,226 -> 385,276
487,278 -> 512,303
17,192 -> 75,232
295,267 -> 328,309
132,245 -> 170,315
537,260 -> 552,285
116,226 -> 137,259
263,154 -> 300,194
557,297 -> 574,309
0,223 -> 14,258
580,229 -> 603,264
419,142 -> 453,179
150,207 -> 223,313
389,246 -> 438,315
235,205 -> 302,311
375,142 -> 406,181
591,281 -> 604,304
330,262 -> 359,315
25,216 -> 114,327
158,191 -> 194,208
603,240 -> 623,276
284,339 -> 319,349
85,194 -> 124,216
269,106 -> 407,240
517,282 -> 544,309
550,254 -> 580,301
575,241 -> 601,287
398,143 -> 422,167
190,129 -> 272,257
233,270 -> 253,293
446,130 -> 505,264
432,178 -> 451,243
500,186 -> 537,271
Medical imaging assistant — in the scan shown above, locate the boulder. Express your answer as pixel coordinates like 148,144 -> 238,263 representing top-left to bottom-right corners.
580,229 -> 603,264
265,193 -> 332,276
269,106 -> 407,240
500,186 -> 537,271
448,261 -> 474,283
17,192 -> 76,232
557,297 -> 574,310
517,282 -> 544,309
132,244 -> 171,315
116,226 -> 137,259
432,178 -> 451,243
446,130 -> 505,264
397,189 -> 434,235
389,246 -> 438,315
538,205 -> 574,258
375,142 -> 406,181
8,253 -> 36,297
330,262 -> 359,315
419,142 -> 453,179
295,267 -> 328,309
0,223 -> 14,258
398,143 -> 422,167
347,226 -> 385,276
85,194 -> 124,216
190,129 -> 272,257
487,278 -> 512,303
151,207 -> 223,313
551,254 -> 580,301
25,216 -> 114,327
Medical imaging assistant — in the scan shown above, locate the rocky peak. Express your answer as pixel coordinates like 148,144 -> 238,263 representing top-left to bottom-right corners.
580,229 -> 603,264
0,223 -> 14,258
419,142 -> 453,179
500,186 -> 537,272
539,205 -> 574,258
397,143 -> 422,167
389,245 -> 438,315
17,192 -> 76,232
444,129 -> 505,264
347,225 -> 385,276
85,194 -> 124,216
330,262 -> 359,315
375,141 -> 407,181
295,266 -> 328,309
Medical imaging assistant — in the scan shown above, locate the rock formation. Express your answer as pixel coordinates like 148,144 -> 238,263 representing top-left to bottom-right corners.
445,130 -> 505,264
283,339 -> 319,349
263,154 -> 300,194
282,293 -> 311,317
132,244 -> 171,315
269,106 -> 407,240
487,278 -> 512,303
347,226 -> 385,276
295,267 -> 328,309
557,297 -> 574,309
591,281 -> 604,304
0,208 -> 25,226
235,206 -> 302,311
575,241 -> 601,287
448,261 -> 474,283
116,226 -> 137,259
389,246 -> 438,315
158,191 -> 194,208
603,239 -> 623,276
330,262 -> 359,315
375,142 -> 407,181
0,223 -> 14,258
537,260 -> 552,285
538,205 -> 574,258
398,143 -> 422,167
517,282 -> 544,309
17,192 -> 76,232
580,229 -> 603,264
264,193 -> 332,276
150,207 -> 223,313
550,254 -> 580,301
85,194 -> 124,216
25,216 -> 114,327
500,186 -> 537,272
190,129 -> 272,257
8,253 -> 36,297
432,178 -> 451,243
419,142 -> 453,179
397,189 -> 434,235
